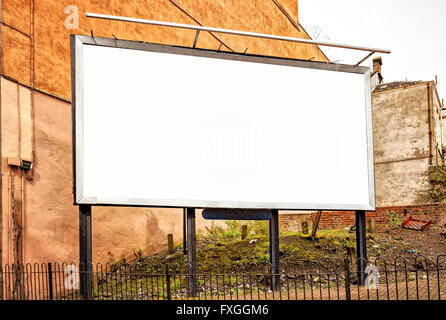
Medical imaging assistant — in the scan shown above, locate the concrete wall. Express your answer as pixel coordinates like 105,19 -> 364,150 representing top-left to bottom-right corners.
0,1 -> 330,265
372,82 -> 443,207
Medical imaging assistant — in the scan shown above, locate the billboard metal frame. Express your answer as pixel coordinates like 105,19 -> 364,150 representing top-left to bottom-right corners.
85,12 -> 391,55
70,34 -> 375,211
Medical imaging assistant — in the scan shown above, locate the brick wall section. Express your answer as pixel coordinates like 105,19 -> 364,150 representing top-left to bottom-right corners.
279,203 -> 446,231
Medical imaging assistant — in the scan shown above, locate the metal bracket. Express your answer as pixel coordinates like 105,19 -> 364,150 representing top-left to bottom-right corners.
90,30 -> 96,44
192,30 -> 200,48
355,51 -> 375,67
112,34 -> 119,46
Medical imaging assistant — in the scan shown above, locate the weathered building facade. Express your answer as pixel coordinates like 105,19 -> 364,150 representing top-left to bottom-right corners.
372,59 -> 444,206
0,0 -> 329,265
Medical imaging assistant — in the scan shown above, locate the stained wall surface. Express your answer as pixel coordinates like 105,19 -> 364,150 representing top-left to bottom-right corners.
1,1 -> 327,264
372,82 -> 443,207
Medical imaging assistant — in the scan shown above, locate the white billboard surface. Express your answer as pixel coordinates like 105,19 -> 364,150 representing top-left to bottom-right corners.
71,35 -> 375,210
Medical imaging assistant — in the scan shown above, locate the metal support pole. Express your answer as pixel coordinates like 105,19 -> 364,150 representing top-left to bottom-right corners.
186,208 -> 197,297
79,204 -> 92,300
355,210 -> 367,286
183,208 -> 187,255
269,209 -> 280,291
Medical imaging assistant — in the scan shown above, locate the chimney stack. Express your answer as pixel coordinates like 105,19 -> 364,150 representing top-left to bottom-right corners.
373,56 -> 383,75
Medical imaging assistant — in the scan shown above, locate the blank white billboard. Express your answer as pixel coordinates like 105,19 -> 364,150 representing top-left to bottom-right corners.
71,35 -> 375,211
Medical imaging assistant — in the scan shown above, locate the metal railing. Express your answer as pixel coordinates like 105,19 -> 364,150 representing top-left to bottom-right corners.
1,254 -> 445,300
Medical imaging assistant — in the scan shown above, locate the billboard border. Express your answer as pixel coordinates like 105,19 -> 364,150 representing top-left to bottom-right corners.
70,34 -> 376,211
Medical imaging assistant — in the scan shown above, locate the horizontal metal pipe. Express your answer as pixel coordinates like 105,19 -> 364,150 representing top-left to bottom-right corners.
86,12 -> 391,54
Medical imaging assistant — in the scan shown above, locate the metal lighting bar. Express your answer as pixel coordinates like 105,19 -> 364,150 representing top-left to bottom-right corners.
86,12 -> 391,54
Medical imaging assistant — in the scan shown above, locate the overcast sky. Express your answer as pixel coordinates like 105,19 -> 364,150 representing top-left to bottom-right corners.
299,0 -> 446,98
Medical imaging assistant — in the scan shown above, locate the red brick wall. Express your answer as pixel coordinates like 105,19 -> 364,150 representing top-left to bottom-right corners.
279,203 -> 446,231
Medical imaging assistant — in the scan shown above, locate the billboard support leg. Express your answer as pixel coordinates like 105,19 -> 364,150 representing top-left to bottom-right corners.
79,204 -> 92,300
186,208 -> 197,297
183,208 -> 187,255
269,209 -> 280,291
355,210 -> 367,286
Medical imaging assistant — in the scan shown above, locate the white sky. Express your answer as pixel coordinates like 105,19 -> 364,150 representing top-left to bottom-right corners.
299,0 -> 446,99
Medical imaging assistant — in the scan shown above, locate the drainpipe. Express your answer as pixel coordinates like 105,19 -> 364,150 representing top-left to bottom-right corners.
427,82 -> 433,166
7,174 -> 11,266
29,0 -> 35,181
0,0 -> 3,270
21,172 -> 25,264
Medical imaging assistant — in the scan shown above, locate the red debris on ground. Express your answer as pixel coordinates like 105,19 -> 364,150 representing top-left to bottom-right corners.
402,216 -> 432,231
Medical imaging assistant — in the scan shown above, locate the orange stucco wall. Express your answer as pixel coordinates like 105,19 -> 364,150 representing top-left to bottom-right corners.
2,0 -> 327,100
0,1 -> 329,265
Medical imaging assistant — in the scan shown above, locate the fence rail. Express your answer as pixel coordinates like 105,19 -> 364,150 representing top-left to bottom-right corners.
1,254 -> 446,300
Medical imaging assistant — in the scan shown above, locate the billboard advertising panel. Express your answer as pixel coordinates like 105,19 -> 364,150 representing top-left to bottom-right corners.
71,35 -> 375,210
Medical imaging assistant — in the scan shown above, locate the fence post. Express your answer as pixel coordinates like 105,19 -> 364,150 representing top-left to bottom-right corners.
241,225 -> 248,240
344,259 -> 351,301
165,264 -> 171,300
48,263 -> 54,300
168,234 -> 174,254
301,221 -> 309,235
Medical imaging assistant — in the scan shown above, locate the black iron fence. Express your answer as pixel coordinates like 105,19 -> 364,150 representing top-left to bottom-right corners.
1,254 -> 446,300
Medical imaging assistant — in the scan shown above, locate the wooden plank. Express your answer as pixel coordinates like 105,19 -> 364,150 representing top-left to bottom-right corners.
167,234 -> 174,253
311,210 -> 323,237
